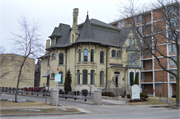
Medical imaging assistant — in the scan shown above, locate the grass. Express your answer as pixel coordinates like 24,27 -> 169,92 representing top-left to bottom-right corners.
150,96 -> 176,104
1,100 -> 50,107
129,97 -> 167,105
1,108 -> 80,115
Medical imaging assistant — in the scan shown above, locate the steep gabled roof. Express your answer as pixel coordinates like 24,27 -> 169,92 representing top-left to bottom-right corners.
76,15 -> 97,43
49,27 -> 62,38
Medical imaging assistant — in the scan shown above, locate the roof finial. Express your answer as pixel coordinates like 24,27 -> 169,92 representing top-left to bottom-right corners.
87,10 -> 88,15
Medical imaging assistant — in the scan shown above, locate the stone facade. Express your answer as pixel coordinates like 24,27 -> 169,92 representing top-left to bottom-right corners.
39,8 -> 141,92
0,54 -> 35,88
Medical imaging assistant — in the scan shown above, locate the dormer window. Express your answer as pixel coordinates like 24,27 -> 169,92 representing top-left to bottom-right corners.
112,50 -> 116,57
129,38 -> 135,46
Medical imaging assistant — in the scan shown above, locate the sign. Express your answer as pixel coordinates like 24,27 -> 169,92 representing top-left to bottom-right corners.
55,74 -> 61,82
131,84 -> 140,100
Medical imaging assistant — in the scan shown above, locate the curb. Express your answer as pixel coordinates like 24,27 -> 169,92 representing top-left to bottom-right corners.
0,112 -> 87,117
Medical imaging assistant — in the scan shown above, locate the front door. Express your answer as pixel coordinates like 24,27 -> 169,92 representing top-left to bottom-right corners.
115,76 -> 118,87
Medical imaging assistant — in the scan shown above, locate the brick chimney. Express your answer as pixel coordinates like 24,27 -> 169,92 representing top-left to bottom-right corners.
72,8 -> 79,29
46,39 -> 50,54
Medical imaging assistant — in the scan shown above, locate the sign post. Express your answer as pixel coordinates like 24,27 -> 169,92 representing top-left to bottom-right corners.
55,68 -> 61,111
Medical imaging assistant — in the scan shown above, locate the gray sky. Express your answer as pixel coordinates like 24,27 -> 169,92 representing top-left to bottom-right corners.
0,0 -> 152,54
1,0 -> 120,54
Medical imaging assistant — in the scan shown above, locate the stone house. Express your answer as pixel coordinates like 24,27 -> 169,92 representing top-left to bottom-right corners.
0,54 -> 35,88
39,8 -> 142,92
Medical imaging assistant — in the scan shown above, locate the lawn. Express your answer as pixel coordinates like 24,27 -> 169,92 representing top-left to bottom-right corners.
1,108 -> 80,115
129,97 -> 167,105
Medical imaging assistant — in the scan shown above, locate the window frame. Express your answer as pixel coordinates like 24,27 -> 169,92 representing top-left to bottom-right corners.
52,54 -> 56,59
117,51 -> 121,58
83,70 -> 87,85
77,70 -> 80,84
58,72 -> 63,85
84,49 -> 88,62
100,51 -> 104,64
79,49 -> 81,62
91,49 -> 94,62
112,50 -> 116,57
59,53 -> 64,65
100,71 -> 104,86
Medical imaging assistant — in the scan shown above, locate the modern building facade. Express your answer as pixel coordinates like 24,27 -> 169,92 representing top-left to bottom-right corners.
110,4 -> 179,97
39,8 -> 142,92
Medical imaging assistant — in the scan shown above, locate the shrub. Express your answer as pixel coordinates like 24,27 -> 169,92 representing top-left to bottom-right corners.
82,89 -> 88,96
121,95 -> 125,98
102,92 -> 114,97
129,99 -> 144,102
59,90 -> 64,94
127,94 -> 131,98
140,92 -> 149,98
172,95 -> 176,98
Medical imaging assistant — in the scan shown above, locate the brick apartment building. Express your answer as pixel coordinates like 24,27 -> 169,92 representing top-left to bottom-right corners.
110,4 -> 179,97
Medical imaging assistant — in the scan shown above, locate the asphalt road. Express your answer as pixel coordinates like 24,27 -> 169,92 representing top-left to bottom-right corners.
1,94 -> 180,119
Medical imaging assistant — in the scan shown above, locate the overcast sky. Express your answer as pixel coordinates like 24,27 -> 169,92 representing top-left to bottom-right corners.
0,0 -> 152,55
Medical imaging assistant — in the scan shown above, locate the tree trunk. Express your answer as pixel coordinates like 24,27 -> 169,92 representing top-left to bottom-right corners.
15,57 -> 27,102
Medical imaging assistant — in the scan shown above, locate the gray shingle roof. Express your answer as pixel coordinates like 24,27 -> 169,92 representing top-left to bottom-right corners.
46,15 -> 135,50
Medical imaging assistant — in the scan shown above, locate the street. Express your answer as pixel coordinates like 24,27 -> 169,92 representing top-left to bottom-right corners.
1,94 -> 180,119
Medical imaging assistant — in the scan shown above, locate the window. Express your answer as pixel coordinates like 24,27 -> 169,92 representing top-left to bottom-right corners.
48,59 -> 50,66
118,20 -> 125,28
112,50 -> 116,57
59,72 -> 63,84
83,70 -> 87,84
91,49 -> 94,62
59,53 -> 64,64
141,61 -> 145,68
100,51 -> 104,63
137,26 -> 143,34
100,71 -> 104,85
168,30 -> 179,39
52,54 -> 56,59
169,70 -> 177,79
130,72 -> 134,86
91,70 -> 95,85
141,72 -> 145,81
132,39 -> 135,46
84,49 -> 88,62
134,15 -> 142,24
51,73 -> 55,79
77,70 -> 80,84
130,53 -> 138,65
168,43 -> 177,53
79,49 -> 81,62
136,72 -> 139,85
129,39 -> 131,46
169,56 -> 177,66
117,51 -> 121,58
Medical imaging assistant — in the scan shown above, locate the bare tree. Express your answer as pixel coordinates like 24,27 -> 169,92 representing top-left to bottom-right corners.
118,0 -> 180,106
10,16 -> 44,102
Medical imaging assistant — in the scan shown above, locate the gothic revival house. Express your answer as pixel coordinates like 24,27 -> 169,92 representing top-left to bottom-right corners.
39,8 -> 142,91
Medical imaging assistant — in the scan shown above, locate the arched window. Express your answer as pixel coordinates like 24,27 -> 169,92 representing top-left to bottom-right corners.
59,72 -> 63,84
100,51 -> 104,63
83,70 -> 87,84
100,71 -> 104,85
129,39 -> 131,46
130,72 -> 134,86
91,70 -> 95,85
84,49 -> 88,62
117,51 -> 121,58
52,54 -> 56,59
132,39 -> 135,46
77,70 -> 80,84
114,71 -> 120,74
91,49 -> 94,62
59,53 -> 64,64
112,50 -> 116,57
79,49 -> 81,62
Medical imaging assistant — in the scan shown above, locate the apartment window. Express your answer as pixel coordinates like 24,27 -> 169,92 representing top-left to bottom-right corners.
77,70 -> 80,84
100,51 -> 104,63
137,26 -> 143,34
91,49 -> 94,62
91,70 -> 95,85
169,70 -> 177,79
130,72 -> 134,86
51,73 -> 55,79
141,61 -> 145,68
134,15 -> 142,24
117,51 -> 121,58
141,72 -> 145,81
59,53 -> 64,64
100,71 -> 104,85
59,72 -> 63,84
52,54 -> 56,59
169,56 -> 177,66
168,43 -> 177,53
118,20 -> 125,28
170,18 -> 179,28
83,70 -> 87,84
47,59 -> 50,66
79,49 -> 81,62
112,50 -> 116,57
84,49 -> 88,62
